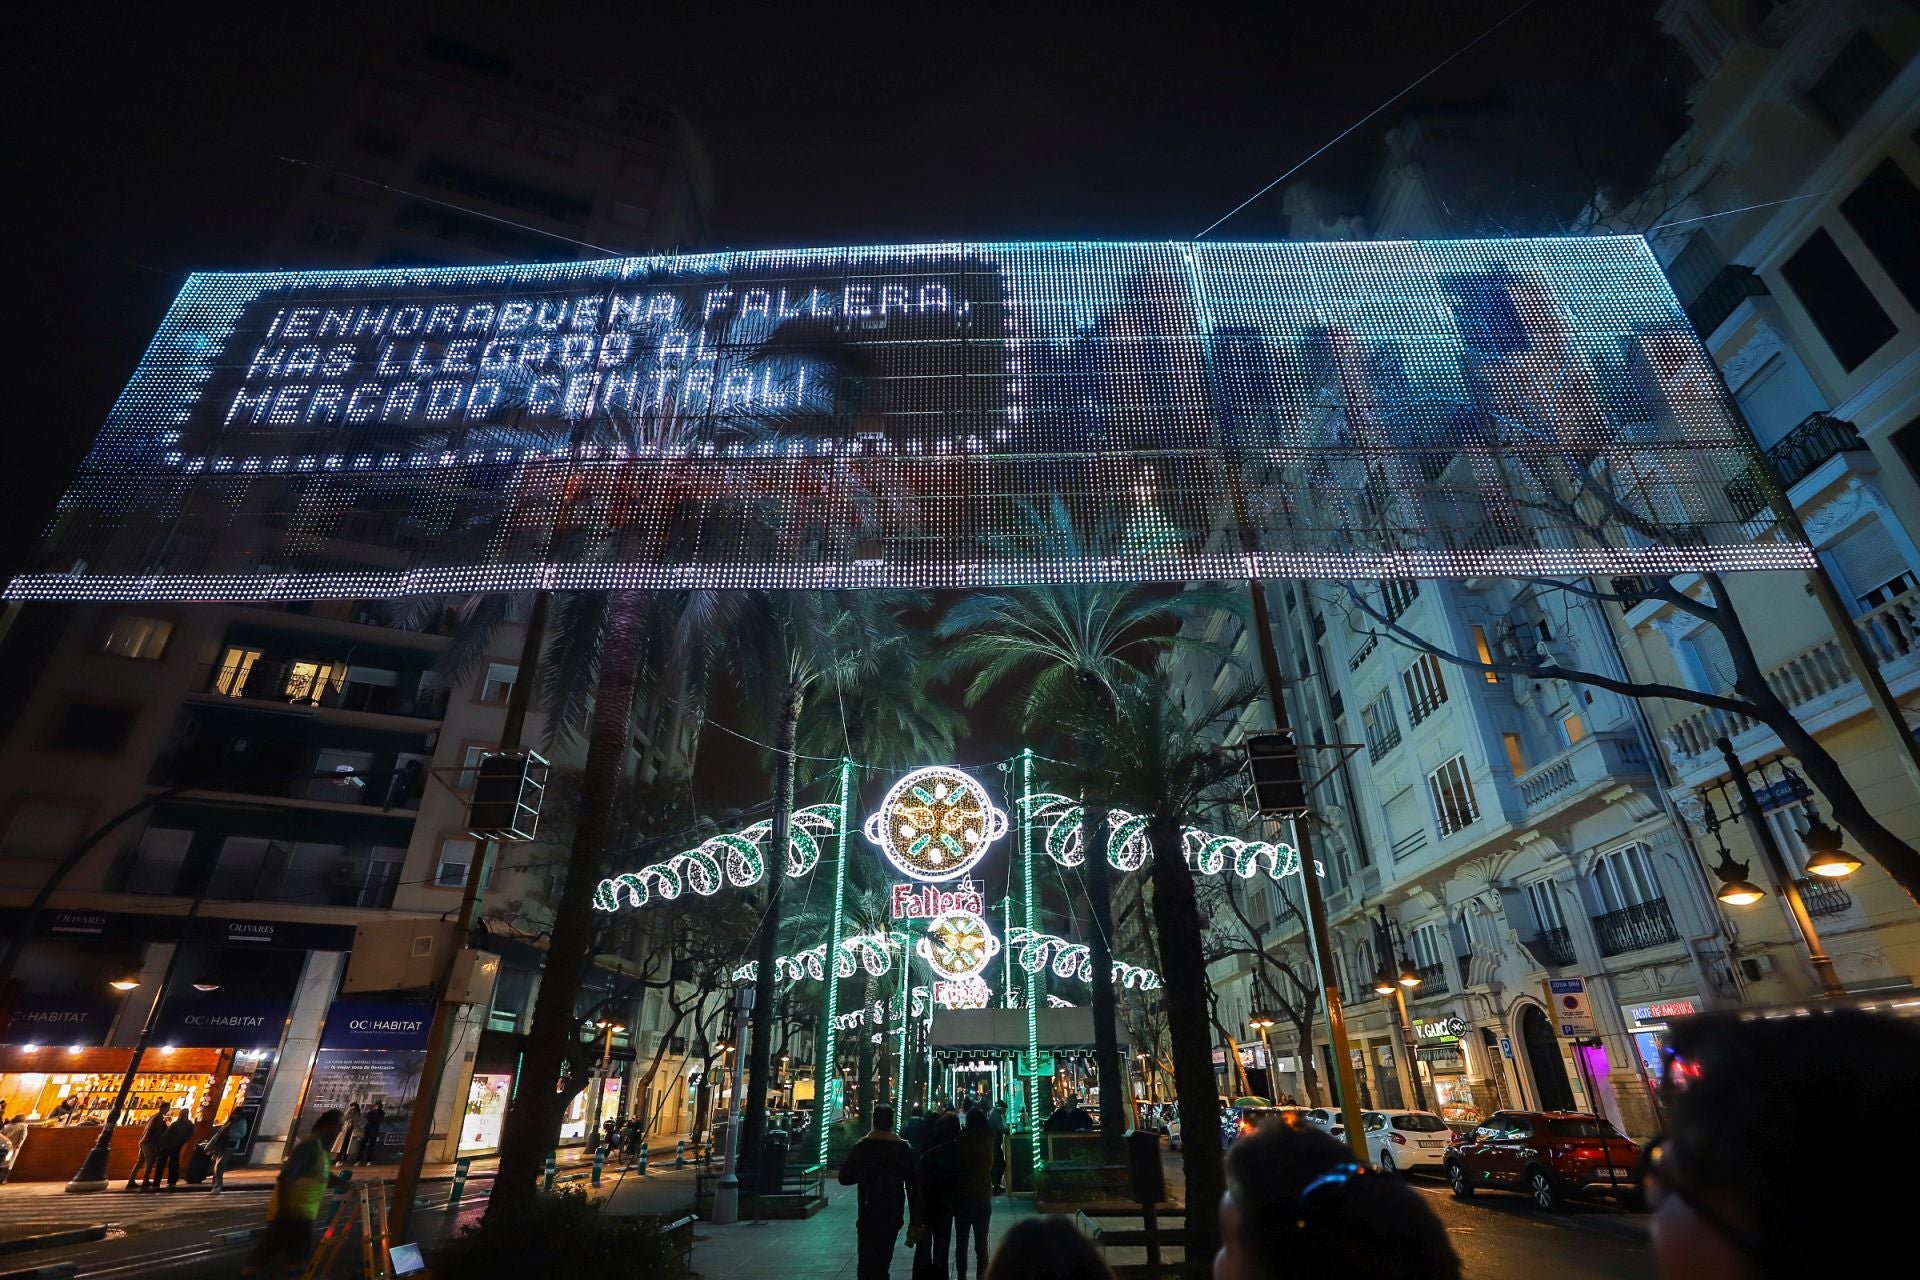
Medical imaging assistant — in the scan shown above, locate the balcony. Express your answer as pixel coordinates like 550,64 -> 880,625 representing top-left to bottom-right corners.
1591,899 -> 1680,957
1685,264 -> 1768,339
1523,928 -> 1577,968
1410,963 -> 1449,996
1796,877 -> 1855,919
193,656 -> 450,721
1514,733 -> 1655,814
1348,632 -> 1379,671
1724,413 -> 1869,519
115,849 -> 400,909
1666,585 -> 1920,769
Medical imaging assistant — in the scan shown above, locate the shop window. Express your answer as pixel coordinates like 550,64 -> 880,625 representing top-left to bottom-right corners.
214,647 -> 262,696
1426,755 -> 1479,836
47,703 -> 135,755
478,663 -> 517,705
98,614 -> 172,660
1778,228 -> 1896,372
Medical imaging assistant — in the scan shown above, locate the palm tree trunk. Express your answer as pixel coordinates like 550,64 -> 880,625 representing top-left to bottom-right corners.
1079,799 -> 1129,1164
486,591 -> 648,1223
739,679 -> 803,1184
1146,816 -> 1223,1279
857,978 -> 877,1127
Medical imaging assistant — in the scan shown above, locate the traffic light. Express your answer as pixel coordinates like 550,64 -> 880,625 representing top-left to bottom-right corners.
468,750 -> 550,841
1243,732 -> 1307,816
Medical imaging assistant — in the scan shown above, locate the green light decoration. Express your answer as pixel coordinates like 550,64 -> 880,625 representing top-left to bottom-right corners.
818,759 -> 853,1171
1021,749 -> 1043,1176
1006,930 -> 1162,990
592,803 -> 840,911
730,932 -> 900,986
1019,792 -> 1322,879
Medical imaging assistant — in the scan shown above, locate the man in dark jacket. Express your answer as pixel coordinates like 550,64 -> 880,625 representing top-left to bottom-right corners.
357,1102 -> 385,1164
914,1113 -> 962,1280
159,1109 -> 197,1188
837,1105 -> 923,1280
952,1108 -> 995,1280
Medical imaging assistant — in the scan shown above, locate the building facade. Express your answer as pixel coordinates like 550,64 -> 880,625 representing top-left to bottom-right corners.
0,31 -> 714,1178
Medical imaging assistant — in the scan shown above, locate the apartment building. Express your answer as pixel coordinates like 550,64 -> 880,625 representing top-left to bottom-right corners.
0,32 -> 714,1178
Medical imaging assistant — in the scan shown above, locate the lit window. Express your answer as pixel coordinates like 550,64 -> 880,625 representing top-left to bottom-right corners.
1557,712 -> 1587,747
284,661 -> 338,705
1471,625 -> 1499,683
100,615 -> 172,660
479,663 -> 517,705
1502,732 -> 1527,776
214,647 -> 262,696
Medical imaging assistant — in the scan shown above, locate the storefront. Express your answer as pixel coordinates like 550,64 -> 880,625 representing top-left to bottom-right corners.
1623,998 -> 1698,1083
299,1000 -> 432,1164
458,1030 -> 522,1155
1411,1015 -> 1482,1128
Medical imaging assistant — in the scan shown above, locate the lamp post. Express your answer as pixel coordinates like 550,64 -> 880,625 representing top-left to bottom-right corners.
1706,740 -> 1851,998
713,984 -> 754,1225
1135,1052 -> 1155,1105
585,1020 -> 625,1145
1246,1014 -> 1276,1100
1370,910 -> 1429,1113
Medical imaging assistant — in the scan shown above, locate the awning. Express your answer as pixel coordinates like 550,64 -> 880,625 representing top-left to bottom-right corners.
927,1008 -> 1129,1052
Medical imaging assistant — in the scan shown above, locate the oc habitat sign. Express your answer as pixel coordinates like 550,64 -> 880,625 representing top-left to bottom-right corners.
8,238 -> 1810,603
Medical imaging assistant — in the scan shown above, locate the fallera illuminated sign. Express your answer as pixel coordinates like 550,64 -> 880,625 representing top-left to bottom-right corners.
8,239 -> 1810,603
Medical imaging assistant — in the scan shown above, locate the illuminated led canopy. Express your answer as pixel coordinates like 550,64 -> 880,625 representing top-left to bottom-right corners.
593,803 -> 837,911
1020,792 -> 1322,880
864,766 -> 1008,883
8,239 -> 1810,603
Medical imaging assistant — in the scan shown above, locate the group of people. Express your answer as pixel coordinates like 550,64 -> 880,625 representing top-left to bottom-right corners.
330,1101 -> 387,1165
832,1011 -> 1917,1280
121,1101 -> 252,1191
841,1098 -> 1011,1280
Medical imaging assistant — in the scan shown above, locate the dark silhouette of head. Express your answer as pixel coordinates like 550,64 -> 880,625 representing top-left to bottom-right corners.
932,1113 -> 961,1145
983,1216 -> 1114,1280
965,1106 -> 988,1129
1218,1126 -> 1459,1280
871,1105 -> 896,1133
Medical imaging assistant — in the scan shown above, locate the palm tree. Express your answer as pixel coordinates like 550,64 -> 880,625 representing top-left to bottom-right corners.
796,602 -> 963,768
937,501 -> 1241,1161
1092,666 -> 1260,1277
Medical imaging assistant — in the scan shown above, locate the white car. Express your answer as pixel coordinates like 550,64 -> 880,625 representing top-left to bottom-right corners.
1361,1109 -> 1453,1174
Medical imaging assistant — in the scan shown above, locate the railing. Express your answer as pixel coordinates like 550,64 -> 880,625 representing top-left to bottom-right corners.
1684,263 -> 1768,338
1406,683 -> 1446,726
1796,877 -> 1855,919
1524,928 -> 1577,967
1591,899 -> 1680,957
1667,586 -> 1920,764
195,657 -> 448,720
1366,721 -> 1402,763
116,850 -> 400,909
1516,733 -> 1653,811
1725,413 -> 1867,518
1411,962 -> 1449,995
1348,632 -> 1380,671
1390,830 -> 1429,861
1518,756 -> 1576,807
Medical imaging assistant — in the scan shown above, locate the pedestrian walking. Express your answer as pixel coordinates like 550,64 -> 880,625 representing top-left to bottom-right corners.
915,1113 -> 962,1280
836,1104 -> 923,1280
988,1100 -> 1009,1195
983,1217 -> 1114,1280
159,1108 -> 197,1189
207,1110 -> 251,1192
334,1103 -> 361,1162
240,1109 -> 349,1278
952,1107 -> 994,1280
127,1102 -> 170,1190
1215,1123 -> 1459,1280
357,1101 -> 385,1164
902,1105 -> 930,1154
0,1114 -> 27,1185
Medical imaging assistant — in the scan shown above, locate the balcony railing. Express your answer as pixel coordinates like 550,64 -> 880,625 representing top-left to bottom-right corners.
1684,264 -> 1768,339
1796,877 -> 1855,919
1725,413 -> 1868,518
1411,963 -> 1449,995
1591,899 -> 1680,957
1348,632 -> 1380,671
1366,721 -> 1402,763
1523,928 -> 1577,968
116,850 -> 400,910
1515,733 -> 1653,811
196,657 -> 449,720
1667,585 -> 1920,765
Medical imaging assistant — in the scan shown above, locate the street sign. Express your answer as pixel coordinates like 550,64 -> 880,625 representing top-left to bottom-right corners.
1500,1037 -> 1513,1060
1014,1057 -> 1058,1078
1549,977 -> 1596,1038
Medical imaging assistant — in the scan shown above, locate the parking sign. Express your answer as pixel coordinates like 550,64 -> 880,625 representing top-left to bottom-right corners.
1549,977 -> 1597,1038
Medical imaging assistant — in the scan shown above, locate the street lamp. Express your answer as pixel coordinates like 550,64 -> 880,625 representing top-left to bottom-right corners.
1801,815 -> 1862,878
586,1019 -> 626,1144
1247,1013 -> 1278,1100
1372,909 -> 1429,1114
108,978 -> 140,992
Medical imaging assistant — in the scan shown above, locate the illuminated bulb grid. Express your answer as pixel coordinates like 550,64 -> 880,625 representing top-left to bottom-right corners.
863,766 -> 1009,883
1005,929 -> 1162,990
1020,793 -> 1322,879
592,803 -> 838,911
7,239 -> 1812,604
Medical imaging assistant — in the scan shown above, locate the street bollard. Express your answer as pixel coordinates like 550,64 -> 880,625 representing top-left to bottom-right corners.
543,1150 -> 557,1192
447,1155 -> 471,1208
637,1142 -> 649,1175
591,1148 -> 605,1187
674,1140 -> 685,1169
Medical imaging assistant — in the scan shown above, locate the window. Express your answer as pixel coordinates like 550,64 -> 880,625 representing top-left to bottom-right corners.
1362,691 -> 1401,762
1827,518 -> 1917,612
1525,880 -> 1567,933
610,200 -> 653,229
214,646 -> 262,696
1410,922 -> 1446,969
1804,32 -> 1897,136
478,663 -> 518,705
1502,732 -> 1527,776
1840,159 -> 1920,312
458,745 -> 493,789
531,132 -> 575,160
620,157 -> 663,187
1556,710 -> 1588,746
48,703 -> 135,754
305,219 -> 363,249
1590,843 -> 1663,913
1779,229 -> 1897,371
470,113 -> 517,145
208,837 -> 283,899
284,660 -> 338,705
1,804 -> 88,861
1471,625 -> 1499,682
1664,231 -> 1726,307
99,614 -> 172,660
1381,578 -> 1419,621
126,827 -> 191,894
1401,655 -> 1448,725
437,838 -> 477,888
1427,755 -> 1479,835
1734,353 -> 1827,450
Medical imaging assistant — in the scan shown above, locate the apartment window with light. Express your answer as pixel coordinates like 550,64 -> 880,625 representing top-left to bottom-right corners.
1426,755 -> 1479,835
284,660 -> 338,705
1590,842 -> 1663,913
1401,654 -> 1448,725
479,663 -> 518,705
1471,625 -> 1500,682
99,615 -> 172,660
1555,708 -> 1588,747
214,646 -> 262,696
1502,732 -> 1528,776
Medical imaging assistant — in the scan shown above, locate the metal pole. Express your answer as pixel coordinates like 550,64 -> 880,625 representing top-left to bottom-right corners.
713,988 -> 753,1224
390,591 -> 550,1237
586,1025 -> 615,1145
1390,988 -> 1428,1112
1717,738 -> 1845,997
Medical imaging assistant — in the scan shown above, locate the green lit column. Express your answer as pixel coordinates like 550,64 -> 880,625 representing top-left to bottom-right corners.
816,758 -> 853,1171
1021,749 -> 1043,1176
893,931 -> 910,1115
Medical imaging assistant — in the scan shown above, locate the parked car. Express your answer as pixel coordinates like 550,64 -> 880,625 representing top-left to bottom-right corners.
1444,1111 -> 1641,1210
1359,1110 -> 1452,1174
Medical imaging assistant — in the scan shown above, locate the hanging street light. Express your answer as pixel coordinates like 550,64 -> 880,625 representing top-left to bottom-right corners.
1801,815 -> 1862,878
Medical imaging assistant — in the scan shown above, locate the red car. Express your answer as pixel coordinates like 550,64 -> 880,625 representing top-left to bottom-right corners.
1444,1110 -> 1641,1210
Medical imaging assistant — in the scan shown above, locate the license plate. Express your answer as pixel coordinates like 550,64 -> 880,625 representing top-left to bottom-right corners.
1599,1168 -> 1633,1179
1419,1141 -> 1445,1148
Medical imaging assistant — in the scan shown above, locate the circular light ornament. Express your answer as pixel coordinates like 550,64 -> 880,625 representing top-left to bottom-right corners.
864,765 -> 1008,882
918,909 -> 1002,980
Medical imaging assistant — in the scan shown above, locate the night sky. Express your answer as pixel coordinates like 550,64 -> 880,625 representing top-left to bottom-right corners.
10,0 -> 1683,788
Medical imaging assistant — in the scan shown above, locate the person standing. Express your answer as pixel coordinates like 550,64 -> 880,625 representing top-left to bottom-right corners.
988,1100 -> 1009,1195
241,1109 -> 347,1278
0,1114 -> 27,1185
128,1102 -> 170,1191
334,1103 -> 361,1162
837,1104 -> 923,1280
357,1102 -> 385,1165
159,1107 -> 197,1189
915,1114 -> 962,1280
952,1108 -> 995,1280
208,1111 -> 251,1192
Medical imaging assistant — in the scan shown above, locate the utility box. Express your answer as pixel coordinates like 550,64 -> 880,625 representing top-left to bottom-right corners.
343,918 -> 458,993
447,948 -> 502,1007
468,750 -> 550,841
1244,732 -> 1307,817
